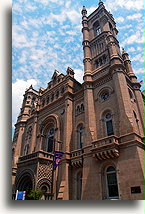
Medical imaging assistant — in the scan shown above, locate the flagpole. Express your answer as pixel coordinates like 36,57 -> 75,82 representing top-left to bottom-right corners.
50,140 -> 55,200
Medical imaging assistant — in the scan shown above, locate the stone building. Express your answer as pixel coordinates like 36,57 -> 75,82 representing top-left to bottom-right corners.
12,1 -> 144,200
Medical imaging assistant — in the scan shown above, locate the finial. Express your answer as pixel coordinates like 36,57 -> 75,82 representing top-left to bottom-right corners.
81,5 -> 87,16
122,47 -> 128,55
99,0 -> 104,5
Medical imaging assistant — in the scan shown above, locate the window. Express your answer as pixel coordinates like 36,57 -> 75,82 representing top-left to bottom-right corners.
31,96 -> 36,105
128,89 -> 133,99
81,104 -> 84,112
77,125 -> 84,149
56,91 -> 59,98
51,94 -> 54,102
46,96 -> 49,104
104,113 -> 114,136
106,166 -> 119,198
77,106 -> 81,114
101,91 -> 109,101
109,22 -> 113,33
24,144 -> 29,156
77,172 -> 82,200
94,26 -> 101,36
42,99 -> 45,106
46,128 -> 54,153
61,87 -> 64,95
93,21 -> 101,37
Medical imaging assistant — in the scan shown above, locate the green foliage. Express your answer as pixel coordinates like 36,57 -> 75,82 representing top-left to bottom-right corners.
27,189 -> 44,200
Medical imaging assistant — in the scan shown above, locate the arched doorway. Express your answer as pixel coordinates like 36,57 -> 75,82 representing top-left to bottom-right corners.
17,174 -> 33,200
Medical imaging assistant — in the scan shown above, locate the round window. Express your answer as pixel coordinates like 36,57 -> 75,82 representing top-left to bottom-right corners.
105,113 -> 112,120
101,92 -> 109,101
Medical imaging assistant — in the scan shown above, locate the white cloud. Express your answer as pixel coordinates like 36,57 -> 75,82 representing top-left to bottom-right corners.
134,68 -> 144,74
47,7 -> 81,26
87,6 -> 97,16
12,79 -> 38,127
116,16 -> 124,22
106,0 -> 143,11
121,31 -> 143,47
74,69 -> 84,83
127,47 -> 135,52
131,54 -> 144,63
127,13 -> 142,20
25,3 -> 37,11
66,30 -> 77,36
118,24 -> 132,30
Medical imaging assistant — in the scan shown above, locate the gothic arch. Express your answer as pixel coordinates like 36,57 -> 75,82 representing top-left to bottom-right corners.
99,160 -> 119,200
15,168 -> 35,191
100,108 -> 114,120
41,114 -> 60,141
97,86 -> 114,101
36,178 -> 51,192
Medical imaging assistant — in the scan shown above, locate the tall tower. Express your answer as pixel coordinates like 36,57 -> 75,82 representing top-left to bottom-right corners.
81,1 -> 144,200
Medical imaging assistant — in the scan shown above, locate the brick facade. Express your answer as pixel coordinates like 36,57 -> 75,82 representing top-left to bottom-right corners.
12,1 -> 144,200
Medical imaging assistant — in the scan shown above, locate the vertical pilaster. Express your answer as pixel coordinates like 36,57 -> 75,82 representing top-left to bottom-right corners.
29,115 -> 38,153
133,85 -> 144,136
13,123 -> 25,167
60,97 -> 73,200
112,68 -> 134,135
82,6 -> 92,81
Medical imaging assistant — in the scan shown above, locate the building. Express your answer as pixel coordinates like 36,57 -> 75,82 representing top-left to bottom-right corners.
12,1 -> 144,200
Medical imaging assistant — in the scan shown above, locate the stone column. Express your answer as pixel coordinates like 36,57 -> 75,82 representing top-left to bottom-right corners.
29,115 -> 38,153
13,123 -> 25,167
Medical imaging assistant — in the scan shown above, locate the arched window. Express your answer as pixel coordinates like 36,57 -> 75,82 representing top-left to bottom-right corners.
77,106 -> 81,114
51,94 -> 54,102
46,96 -> 49,104
109,22 -> 113,33
128,88 -> 133,99
93,21 -> 101,36
42,99 -> 45,107
81,104 -> 84,112
104,113 -> 114,136
56,91 -> 59,99
77,125 -> 84,149
31,96 -> 36,105
61,87 -> 64,95
46,128 -> 55,153
77,172 -> 82,200
106,166 -> 119,198
24,144 -> 29,156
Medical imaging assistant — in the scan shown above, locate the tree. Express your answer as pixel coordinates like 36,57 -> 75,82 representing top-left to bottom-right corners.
27,189 -> 44,200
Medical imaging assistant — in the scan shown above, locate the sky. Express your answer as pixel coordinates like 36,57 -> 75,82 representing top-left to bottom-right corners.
12,0 -> 144,136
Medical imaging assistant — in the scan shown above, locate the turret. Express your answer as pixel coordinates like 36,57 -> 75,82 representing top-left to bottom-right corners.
81,6 -> 92,81
122,48 -> 137,83
17,85 -> 39,123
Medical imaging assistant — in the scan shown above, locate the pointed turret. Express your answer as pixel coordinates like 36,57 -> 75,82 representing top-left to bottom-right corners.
122,48 -> 137,82
98,0 -> 104,7
81,5 -> 92,81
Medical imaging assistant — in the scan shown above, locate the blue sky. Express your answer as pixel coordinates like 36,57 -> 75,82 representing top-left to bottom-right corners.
12,0 -> 144,135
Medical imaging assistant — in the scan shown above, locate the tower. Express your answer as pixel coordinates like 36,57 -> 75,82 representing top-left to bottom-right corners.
81,1 -> 144,199
12,1 -> 144,200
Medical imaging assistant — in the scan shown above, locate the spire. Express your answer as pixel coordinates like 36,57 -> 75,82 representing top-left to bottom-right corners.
122,48 -> 137,81
81,6 -> 87,17
122,48 -> 128,56
99,0 -> 104,6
